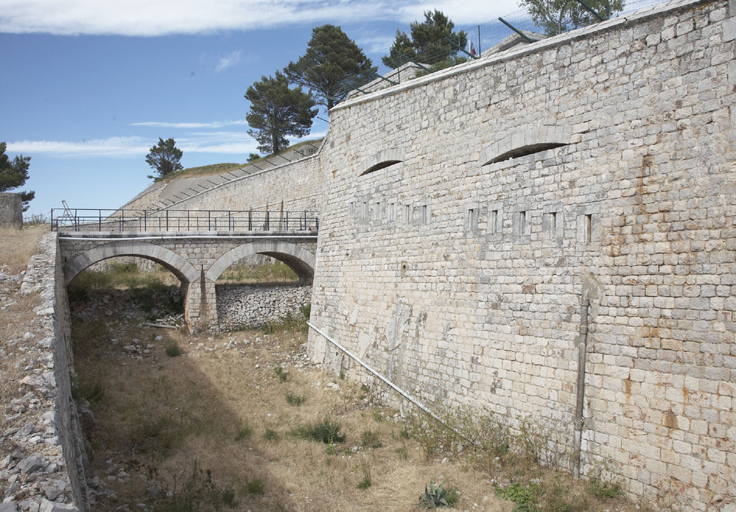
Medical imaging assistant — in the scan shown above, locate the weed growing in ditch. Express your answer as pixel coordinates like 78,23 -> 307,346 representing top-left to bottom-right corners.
285,391 -> 306,406
588,477 -> 623,498
361,430 -> 382,449
235,421 -> 252,441
356,464 -> 372,490
165,342 -> 182,357
274,366 -> 288,381
263,428 -> 280,441
152,463 -> 236,512
290,417 -> 345,444
241,477 -> 265,496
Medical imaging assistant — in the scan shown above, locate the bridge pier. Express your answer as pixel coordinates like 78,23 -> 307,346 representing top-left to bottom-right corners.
183,275 -> 218,332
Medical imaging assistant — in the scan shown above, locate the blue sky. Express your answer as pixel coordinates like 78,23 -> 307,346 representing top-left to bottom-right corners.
1,0 -> 519,218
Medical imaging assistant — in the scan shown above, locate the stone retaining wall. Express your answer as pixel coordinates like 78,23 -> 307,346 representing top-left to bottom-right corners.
216,284 -> 311,331
1,233 -> 88,511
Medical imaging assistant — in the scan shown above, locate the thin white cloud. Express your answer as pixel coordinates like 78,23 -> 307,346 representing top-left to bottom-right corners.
6,129 -> 327,157
131,120 -> 248,129
0,0 -> 518,36
396,0 -> 522,25
356,34 -> 397,55
215,50 -> 242,72
7,137 -> 149,157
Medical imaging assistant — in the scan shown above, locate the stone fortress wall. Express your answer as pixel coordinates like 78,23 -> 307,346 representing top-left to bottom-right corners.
305,0 -> 736,510
122,149 -> 325,215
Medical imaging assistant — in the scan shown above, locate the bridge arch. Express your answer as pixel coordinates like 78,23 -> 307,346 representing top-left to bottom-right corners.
63,240 -> 200,286
206,241 -> 316,285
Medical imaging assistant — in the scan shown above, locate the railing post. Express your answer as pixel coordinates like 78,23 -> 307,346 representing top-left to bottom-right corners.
166,210 -> 169,230
99,210 -> 102,231
208,210 -> 212,230
50,209 -> 54,231
266,211 -> 269,231
228,211 -> 232,231
249,210 -> 252,231
188,210 -> 190,231
285,211 -> 289,231
144,210 -> 147,231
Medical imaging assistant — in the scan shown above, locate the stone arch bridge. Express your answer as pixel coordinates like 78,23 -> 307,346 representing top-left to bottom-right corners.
58,231 -> 318,330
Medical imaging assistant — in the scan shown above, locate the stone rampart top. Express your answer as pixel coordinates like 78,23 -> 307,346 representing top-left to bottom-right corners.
333,0 -> 711,112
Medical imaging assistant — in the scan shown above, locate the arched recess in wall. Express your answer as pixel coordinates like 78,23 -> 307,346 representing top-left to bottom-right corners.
63,241 -> 199,286
207,241 -> 316,285
480,126 -> 572,166
359,149 -> 404,176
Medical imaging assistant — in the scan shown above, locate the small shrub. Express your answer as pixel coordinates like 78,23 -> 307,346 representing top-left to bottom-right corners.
357,465 -> 372,490
325,443 -> 337,456
372,409 -> 384,423
274,366 -> 288,382
400,428 -> 410,439
291,417 -> 345,444
235,421 -> 252,441
263,428 -> 280,441
165,342 -> 182,357
420,482 -> 459,509
587,477 -> 623,498
221,486 -> 237,507
285,391 -> 306,406
242,477 -> 264,496
361,430 -> 382,449
395,447 -> 408,460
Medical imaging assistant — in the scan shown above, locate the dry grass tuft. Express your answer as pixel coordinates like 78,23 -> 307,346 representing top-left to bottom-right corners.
0,226 -> 46,274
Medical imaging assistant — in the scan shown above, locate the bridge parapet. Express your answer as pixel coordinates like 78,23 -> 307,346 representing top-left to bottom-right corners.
51,208 -> 319,234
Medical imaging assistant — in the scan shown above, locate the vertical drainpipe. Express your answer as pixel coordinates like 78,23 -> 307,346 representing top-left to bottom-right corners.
573,298 -> 590,479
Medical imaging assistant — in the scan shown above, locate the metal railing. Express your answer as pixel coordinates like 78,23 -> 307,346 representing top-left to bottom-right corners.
50,208 -> 319,233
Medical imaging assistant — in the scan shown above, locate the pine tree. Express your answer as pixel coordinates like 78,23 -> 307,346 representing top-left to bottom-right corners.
519,0 -> 624,36
145,138 -> 183,180
0,142 -> 34,211
245,71 -> 317,155
382,10 -> 467,69
285,25 -> 376,110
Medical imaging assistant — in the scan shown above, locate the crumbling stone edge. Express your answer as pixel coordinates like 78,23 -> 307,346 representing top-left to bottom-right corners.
7,232 -> 89,512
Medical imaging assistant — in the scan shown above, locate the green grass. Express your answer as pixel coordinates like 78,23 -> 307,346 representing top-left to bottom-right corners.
285,391 -> 306,406
241,477 -> 265,496
290,417 -> 345,444
235,421 -> 252,441
274,366 -> 288,382
588,477 -> 623,498
361,430 -> 382,449
165,342 -> 182,357
263,428 -> 280,441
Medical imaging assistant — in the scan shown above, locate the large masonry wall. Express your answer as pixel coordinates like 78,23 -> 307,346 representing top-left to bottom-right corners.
307,0 -> 736,509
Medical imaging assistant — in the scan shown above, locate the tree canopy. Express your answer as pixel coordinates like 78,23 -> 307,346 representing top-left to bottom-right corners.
245,71 -> 318,155
519,0 -> 624,36
382,10 -> 468,69
0,142 -> 35,211
285,25 -> 376,110
145,138 -> 183,180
